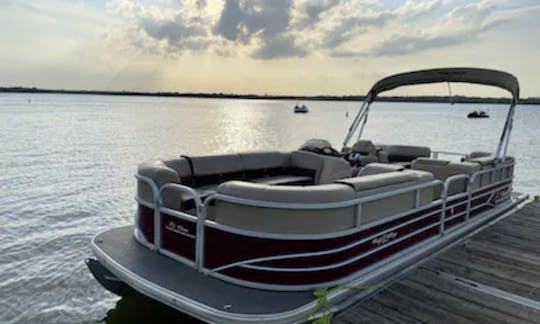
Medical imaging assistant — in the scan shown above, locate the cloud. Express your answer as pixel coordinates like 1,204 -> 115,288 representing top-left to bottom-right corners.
252,34 -> 306,59
397,0 -> 442,17
295,0 -> 341,29
213,0 -> 293,41
367,34 -> 465,57
212,0 -> 303,59
103,0 -> 539,60
330,0 -> 536,57
321,12 -> 395,48
140,16 -> 207,49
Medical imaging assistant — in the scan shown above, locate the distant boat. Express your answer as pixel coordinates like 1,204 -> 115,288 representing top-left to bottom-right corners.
467,110 -> 489,118
294,104 -> 309,113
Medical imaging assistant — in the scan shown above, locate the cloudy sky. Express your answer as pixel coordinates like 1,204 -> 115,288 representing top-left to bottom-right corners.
1,0 -> 539,97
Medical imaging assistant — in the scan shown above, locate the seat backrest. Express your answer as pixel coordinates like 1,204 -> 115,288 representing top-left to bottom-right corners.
290,150 -> 352,184
239,151 -> 290,178
162,157 -> 192,183
377,145 -> 431,163
137,160 -> 182,210
351,140 -> 377,155
465,154 -> 514,187
214,181 -> 356,234
336,170 -> 434,224
411,158 -> 480,197
357,163 -> 405,176
189,154 -> 244,186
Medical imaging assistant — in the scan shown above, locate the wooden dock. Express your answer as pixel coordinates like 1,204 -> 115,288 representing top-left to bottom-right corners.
336,201 -> 540,324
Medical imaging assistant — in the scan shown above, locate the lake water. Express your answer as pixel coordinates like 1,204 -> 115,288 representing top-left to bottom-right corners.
0,93 -> 538,323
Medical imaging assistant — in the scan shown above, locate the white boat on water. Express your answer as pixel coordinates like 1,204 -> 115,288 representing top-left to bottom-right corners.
87,67 -> 527,323
294,103 -> 309,113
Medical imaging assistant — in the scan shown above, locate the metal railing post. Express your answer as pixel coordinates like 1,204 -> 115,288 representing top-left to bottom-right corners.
439,191 -> 447,236
355,204 -> 362,226
465,179 -> 473,221
153,199 -> 161,251
196,199 -> 210,272
134,174 -> 161,252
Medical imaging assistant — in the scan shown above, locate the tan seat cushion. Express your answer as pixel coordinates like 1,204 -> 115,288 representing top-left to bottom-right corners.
190,154 -> 243,175
412,158 -> 481,196
337,172 -> 417,192
250,175 -> 313,185
239,151 -> 290,170
358,163 -> 405,176
214,181 -> 356,234
337,170 -> 434,224
378,145 -> 431,162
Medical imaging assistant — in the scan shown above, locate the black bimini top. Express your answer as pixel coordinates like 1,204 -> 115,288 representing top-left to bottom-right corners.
367,68 -> 520,103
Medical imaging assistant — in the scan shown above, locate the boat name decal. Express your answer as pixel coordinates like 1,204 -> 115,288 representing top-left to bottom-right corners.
165,221 -> 195,239
372,232 -> 398,246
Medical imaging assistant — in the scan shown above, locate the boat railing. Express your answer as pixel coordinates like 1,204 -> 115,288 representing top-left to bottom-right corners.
136,161 -> 514,274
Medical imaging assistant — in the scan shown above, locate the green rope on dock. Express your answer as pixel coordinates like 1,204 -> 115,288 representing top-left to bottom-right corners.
527,195 -> 540,205
306,285 -> 378,323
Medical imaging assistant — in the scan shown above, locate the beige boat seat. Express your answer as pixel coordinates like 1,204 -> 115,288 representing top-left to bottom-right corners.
137,159 -> 183,210
136,150 -> 353,212
238,151 -> 311,185
349,140 -> 379,166
358,163 -> 405,176
464,153 -> 514,187
214,181 -> 356,234
467,151 -> 491,159
411,158 -> 481,197
337,170 -> 434,224
377,145 -> 431,163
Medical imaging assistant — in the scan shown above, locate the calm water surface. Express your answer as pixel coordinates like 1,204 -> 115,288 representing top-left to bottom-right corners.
0,93 -> 538,323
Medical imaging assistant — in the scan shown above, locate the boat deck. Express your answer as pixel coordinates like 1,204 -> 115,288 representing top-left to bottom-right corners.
336,200 -> 540,324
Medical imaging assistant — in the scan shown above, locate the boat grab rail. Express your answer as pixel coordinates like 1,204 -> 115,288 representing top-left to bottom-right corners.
134,160 -> 514,272
204,180 -> 443,210
208,174 -> 512,274
134,174 -> 161,251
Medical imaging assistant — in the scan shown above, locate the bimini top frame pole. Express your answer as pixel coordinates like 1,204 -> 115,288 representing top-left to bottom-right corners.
342,68 -> 520,162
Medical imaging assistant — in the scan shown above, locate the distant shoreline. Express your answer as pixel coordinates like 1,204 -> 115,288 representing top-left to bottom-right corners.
1,87 -> 539,104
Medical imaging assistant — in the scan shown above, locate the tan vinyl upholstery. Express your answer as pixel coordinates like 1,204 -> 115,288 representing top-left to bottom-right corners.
213,170 -> 435,234
136,151 -> 353,212
465,154 -> 514,187
299,138 -> 333,150
239,151 -> 289,170
411,158 -> 481,197
190,154 -> 244,176
290,150 -> 352,184
352,140 -> 377,155
137,160 -> 182,210
350,140 -> 379,166
337,170 -> 434,224
357,163 -> 405,176
215,182 -> 356,234
377,145 -> 431,163
468,151 -> 491,159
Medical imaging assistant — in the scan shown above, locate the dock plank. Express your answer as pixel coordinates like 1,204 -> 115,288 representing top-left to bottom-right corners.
336,201 -> 540,324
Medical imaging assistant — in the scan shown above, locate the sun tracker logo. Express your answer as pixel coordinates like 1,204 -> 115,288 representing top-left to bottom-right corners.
165,221 -> 195,239
371,232 -> 398,246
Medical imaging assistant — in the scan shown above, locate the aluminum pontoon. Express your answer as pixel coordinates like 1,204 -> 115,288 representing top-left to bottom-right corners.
88,68 -> 528,323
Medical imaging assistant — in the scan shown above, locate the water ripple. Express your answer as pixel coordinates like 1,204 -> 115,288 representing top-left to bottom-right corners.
0,93 -> 538,323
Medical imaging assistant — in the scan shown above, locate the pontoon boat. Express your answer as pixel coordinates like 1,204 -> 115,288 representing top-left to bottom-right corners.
294,104 -> 309,113
87,68 -> 527,323
468,110 -> 490,118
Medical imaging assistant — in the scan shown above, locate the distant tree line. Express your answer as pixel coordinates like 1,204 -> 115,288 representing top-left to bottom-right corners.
1,86 -> 539,104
